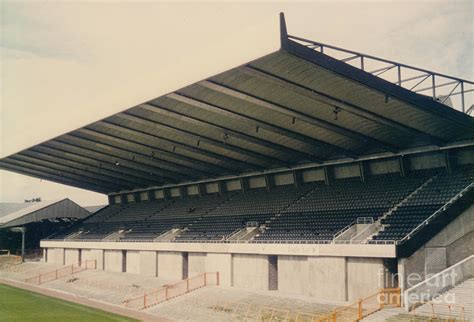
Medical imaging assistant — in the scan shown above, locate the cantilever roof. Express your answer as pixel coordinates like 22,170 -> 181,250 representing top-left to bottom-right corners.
0,199 -> 90,228
1,14 -> 473,194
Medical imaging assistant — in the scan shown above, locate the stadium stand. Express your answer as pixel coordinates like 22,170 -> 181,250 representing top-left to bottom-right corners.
49,167 -> 473,243
374,167 -> 474,240
2,13 -> 474,316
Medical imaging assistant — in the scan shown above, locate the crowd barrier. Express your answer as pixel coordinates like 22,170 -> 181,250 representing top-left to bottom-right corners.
123,272 -> 220,310
24,260 -> 97,285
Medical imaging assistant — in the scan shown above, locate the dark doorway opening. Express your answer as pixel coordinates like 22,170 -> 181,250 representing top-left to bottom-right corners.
182,252 -> 189,279
268,255 -> 278,290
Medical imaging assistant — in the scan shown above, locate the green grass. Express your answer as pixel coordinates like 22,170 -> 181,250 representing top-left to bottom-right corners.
0,284 -> 138,322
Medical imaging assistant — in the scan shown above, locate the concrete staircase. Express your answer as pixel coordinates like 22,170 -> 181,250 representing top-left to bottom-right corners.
361,307 -> 406,321
154,228 -> 183,242
103,230 -> 126,241
411,278 -> 474,321
227,226 -> 260,241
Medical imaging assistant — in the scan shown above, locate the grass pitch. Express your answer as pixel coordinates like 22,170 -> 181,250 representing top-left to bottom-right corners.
0,284 -> 138,322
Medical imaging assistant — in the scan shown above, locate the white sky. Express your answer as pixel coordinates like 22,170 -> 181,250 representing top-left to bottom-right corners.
1,1 -> 473,206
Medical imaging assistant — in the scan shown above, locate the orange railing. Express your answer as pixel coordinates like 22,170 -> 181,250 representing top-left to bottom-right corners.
411,301 -> 466,322
317,288 -> 401,322
24,260 -> 97,285
123,272 -> 220,310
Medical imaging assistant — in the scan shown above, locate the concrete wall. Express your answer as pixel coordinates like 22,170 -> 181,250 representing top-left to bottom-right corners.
308,257 -> 347,301
248,176 -> 266,189
189,252 -> 207,277
82,249 -> 104,270
302,169 -> 325,183
154,190 -> 164,199
104,250 -> 123,273
334,164 -> 360,179
42,240 -> 395,258
126,250 -> 140,274
347,257 -> 384,301
233,254 -> 269,290
226,179 -> 241,191
274,173 -> 294,186
64,249 -> 79,265
170,188 -> 180,198
42,244 -> 391,302
206,183 -> 219,194
278,255 -> 309,295
410,152 -> 445,170
398,204 -> 474,291
140,192 -> 149,201
206,253 -> 232,287
158,251 -> 183,280
187,185 -> 199,196
47,248 -> 64,265
369,159 -> 400,175
139,251 -> 157,277
278,256 -> 349,301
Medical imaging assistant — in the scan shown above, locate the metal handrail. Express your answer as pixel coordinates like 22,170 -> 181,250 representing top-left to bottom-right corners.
44,238 -> 396,245
397,182 -> 474,245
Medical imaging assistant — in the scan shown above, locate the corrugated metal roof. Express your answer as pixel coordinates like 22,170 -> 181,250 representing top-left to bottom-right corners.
1,30 -> 473,194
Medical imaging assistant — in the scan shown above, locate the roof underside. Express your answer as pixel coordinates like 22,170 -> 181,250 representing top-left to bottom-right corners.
1,39 -> 474,194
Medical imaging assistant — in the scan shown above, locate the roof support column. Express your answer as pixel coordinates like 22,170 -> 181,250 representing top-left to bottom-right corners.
359,161 -> 369,182
265,174 -> 275,192
324,166 -> 334,186
218,181 -> 227,196
398,155 -> 410,177
293,170 -> 303,189
240,177 -> 249,193
444,150 -> 457,175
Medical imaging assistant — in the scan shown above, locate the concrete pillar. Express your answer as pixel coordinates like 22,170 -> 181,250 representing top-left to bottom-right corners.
399,155 -> 410,177
240,177 -> 249,193
265,174 -> 275,192
359,161 -> 369,182
324,166 -> 334,185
